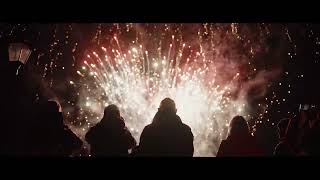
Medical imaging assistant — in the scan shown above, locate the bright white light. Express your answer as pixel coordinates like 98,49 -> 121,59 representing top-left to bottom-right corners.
77,44 -> 248,157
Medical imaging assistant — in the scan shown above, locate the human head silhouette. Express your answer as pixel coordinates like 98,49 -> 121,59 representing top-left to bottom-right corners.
103,104 -> 120,120
48,99 -> 62,112
159,98 -> 177,114
229,116 -> 250,137
41,100 -> 60,114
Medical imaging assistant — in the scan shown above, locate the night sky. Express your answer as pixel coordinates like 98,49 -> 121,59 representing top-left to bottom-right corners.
1,23 -> 319,156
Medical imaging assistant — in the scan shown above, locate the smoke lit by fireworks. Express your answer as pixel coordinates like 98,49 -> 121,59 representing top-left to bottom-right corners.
65,24 -> 289,156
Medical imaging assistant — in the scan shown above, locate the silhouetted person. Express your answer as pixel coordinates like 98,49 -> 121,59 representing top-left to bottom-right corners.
274,118 -> 296,156
300,106 -> 320,156
28,100 -> 83,156
135,98 -> 194,156
0,42 -> 35,155
279,106 -> 317,156
85,104 -> 136,156
0,60 -> 24,155
217,116 -> 262,157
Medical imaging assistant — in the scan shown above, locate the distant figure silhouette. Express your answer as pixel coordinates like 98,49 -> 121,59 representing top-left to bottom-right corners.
217,116 -> 262,157
0,61 -> 25,155
274,118 -> 296,156
278,112 -> 310,156
0,48 -> 37,155
28,100 -> 83,156
300,107 -> 320,156
136,98 -> 194,156
85,104 -> 136,156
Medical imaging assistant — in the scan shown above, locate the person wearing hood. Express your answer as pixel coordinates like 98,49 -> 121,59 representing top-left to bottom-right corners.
85,104 -> 136,156
135,98 -> 194,156
28,100 -> 83,156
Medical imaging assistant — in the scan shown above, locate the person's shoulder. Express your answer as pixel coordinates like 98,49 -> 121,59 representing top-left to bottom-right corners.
181,123 -> 193,135
145,123 -> 154,130
180,122 -> 190,129
141,123 -> 154,133
85,125 -> 100,142
217,139 -> 228,155
220,139 -> 228,146
139,124 -> 154,138
86,124 -> 99,135
176,115 -> 191,130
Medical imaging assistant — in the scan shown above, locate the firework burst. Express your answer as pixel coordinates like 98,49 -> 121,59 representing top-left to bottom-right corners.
75,30 -> 251,156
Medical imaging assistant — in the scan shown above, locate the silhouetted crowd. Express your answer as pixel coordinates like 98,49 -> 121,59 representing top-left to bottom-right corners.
0,43 -> 320,157
86,98 -> 194,157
